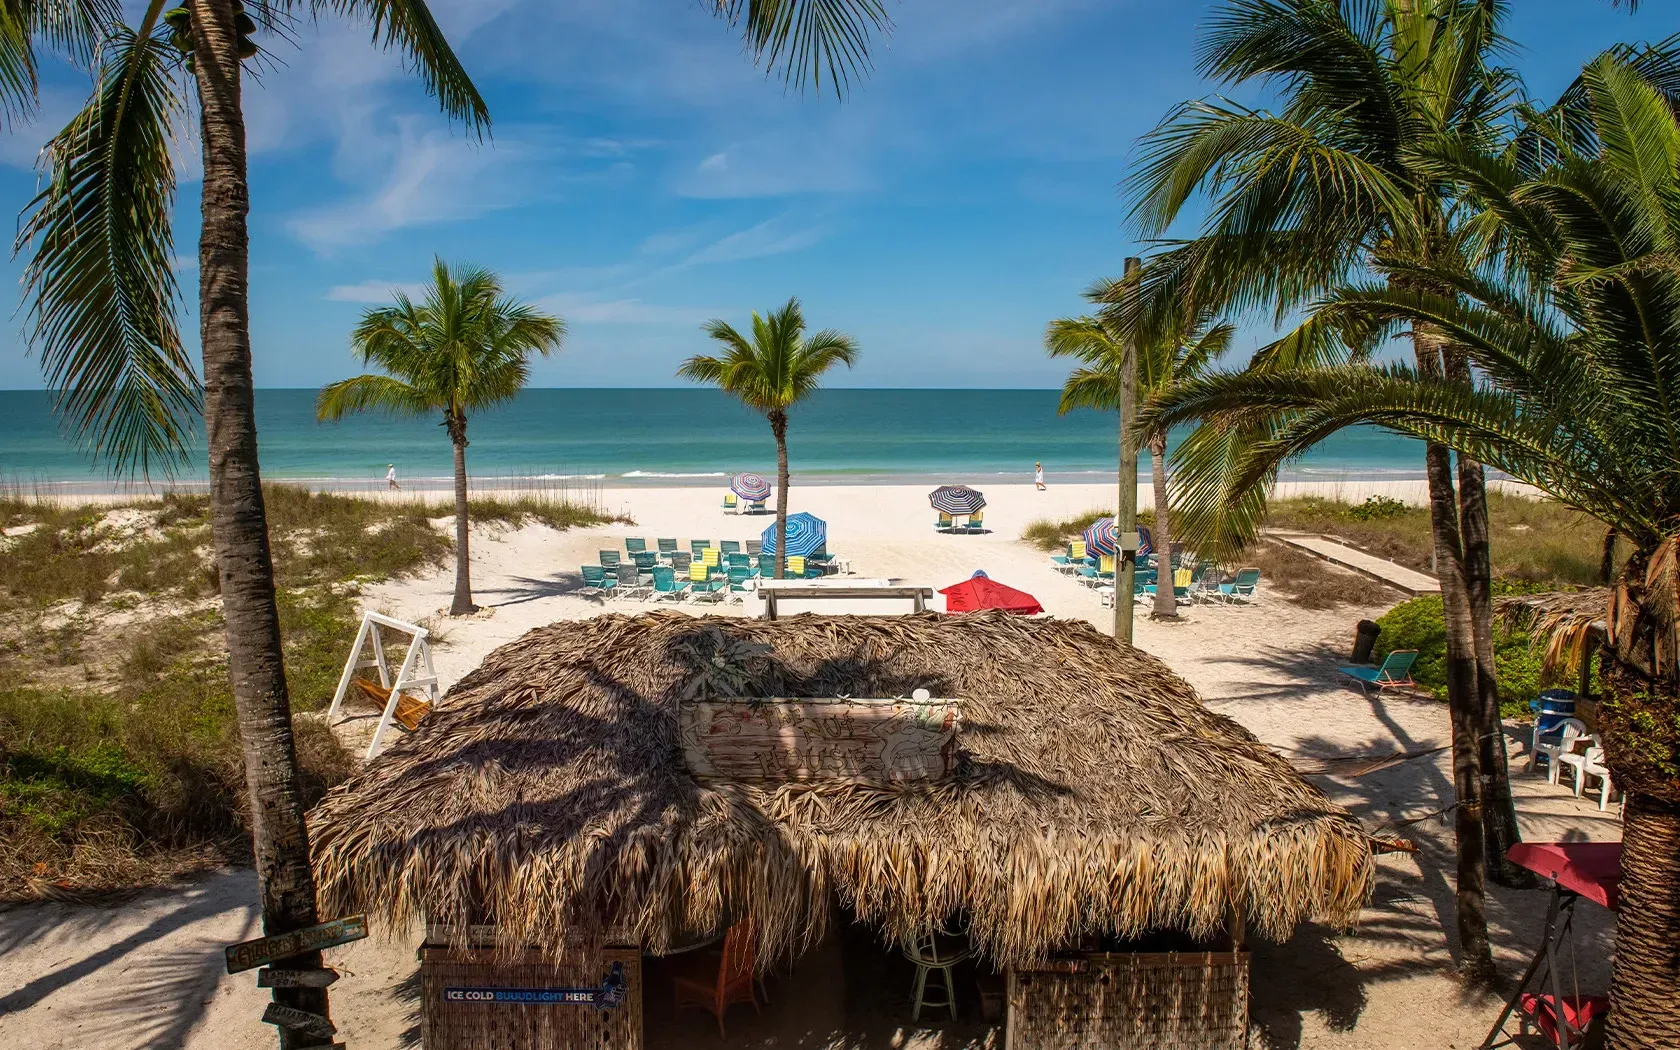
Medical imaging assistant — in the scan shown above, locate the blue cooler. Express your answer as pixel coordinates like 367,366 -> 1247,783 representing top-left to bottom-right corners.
1531,689 -> 1577,770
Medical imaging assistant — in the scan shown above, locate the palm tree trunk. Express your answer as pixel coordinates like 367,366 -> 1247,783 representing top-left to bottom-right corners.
1445,344 -> 1525,885
771,410 -> 789,579
1414,323 -> 1494,982
447,413 -> 474,615
1149,433 -> 1178,621
1608,792 -> 1680,1050
190,0 -> 330,1041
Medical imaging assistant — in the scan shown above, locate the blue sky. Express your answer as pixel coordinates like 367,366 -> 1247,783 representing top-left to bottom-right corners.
0,0 -> 1664,390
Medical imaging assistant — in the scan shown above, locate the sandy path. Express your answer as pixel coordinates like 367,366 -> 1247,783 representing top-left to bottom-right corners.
0,481 -> 1614,1050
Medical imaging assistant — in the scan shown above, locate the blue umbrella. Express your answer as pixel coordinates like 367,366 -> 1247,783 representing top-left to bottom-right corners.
730,473 -> 772,501
928,485 -> 986,515
1083,517 -> 1118,557
762,511 -> 826,557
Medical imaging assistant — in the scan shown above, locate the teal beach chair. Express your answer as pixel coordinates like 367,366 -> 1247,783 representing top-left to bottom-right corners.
1339,650 -> 1419,695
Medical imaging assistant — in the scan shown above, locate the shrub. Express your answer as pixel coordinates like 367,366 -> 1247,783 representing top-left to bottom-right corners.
1373,595 -> 1553,717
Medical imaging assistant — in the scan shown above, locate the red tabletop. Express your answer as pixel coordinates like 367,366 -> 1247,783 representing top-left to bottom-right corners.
1507,842 -> 1622,911
939,577 -> 1044,615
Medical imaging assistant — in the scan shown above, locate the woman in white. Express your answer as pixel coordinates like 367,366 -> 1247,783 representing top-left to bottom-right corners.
386,464 -> 400,490
1034,462 -> 1045,491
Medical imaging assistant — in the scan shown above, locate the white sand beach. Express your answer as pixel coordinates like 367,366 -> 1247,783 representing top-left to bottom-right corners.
0,478 -> 1612,1050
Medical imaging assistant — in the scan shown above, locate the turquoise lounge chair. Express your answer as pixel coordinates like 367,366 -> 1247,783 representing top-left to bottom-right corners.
657,538 -> 679,559
599,549 -> 622,569
757,553 -> 776,577
687,563 -> 726,602
631,551 -> 659,570
691,540 -> 711,558
1216,567 -> 1261,604
650,565 -> 688,601
626,538 -> 647,555
581,564 -> 614,593
726,565 -> 754,599
720,540 -> 741,555
1339,650 -> 1419,694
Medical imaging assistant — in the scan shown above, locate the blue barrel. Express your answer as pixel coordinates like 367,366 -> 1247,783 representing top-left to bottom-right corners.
1532,690 -> 1577,769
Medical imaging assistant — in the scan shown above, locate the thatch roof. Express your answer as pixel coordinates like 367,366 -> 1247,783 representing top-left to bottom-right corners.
1497,588 -> 1610,675
309,612 -> 1373,968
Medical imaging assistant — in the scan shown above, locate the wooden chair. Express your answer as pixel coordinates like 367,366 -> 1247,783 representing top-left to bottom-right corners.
674,920 -> 760,1039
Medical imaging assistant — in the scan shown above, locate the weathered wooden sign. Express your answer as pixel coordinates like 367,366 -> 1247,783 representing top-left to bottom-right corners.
226,915 -> 368,973
679,696 -> 961,782
444,963 -> 628,1010
261,1002 -> 338,1040
258,967 -> 341,988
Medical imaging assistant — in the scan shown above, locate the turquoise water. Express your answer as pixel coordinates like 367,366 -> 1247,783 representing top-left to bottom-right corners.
0,388 -> 1426,489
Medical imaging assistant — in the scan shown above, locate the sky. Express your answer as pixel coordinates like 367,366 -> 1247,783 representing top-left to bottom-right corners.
0,0 -> 1665,391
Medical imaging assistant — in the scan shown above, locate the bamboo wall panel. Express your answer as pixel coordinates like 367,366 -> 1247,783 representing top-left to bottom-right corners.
679,697 -> 961,782
421,946 -> 642,1050
1005,952 -> 1250,1050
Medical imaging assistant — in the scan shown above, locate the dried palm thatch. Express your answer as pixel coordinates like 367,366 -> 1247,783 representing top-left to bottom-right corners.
309,612 -> 1374,969
1497,588 -> 1610,676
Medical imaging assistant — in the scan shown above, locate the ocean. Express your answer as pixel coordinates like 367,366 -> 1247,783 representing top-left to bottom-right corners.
0,388 -> 1428,490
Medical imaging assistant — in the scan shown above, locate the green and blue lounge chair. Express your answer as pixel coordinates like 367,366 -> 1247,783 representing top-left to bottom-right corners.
688,562 -> 726,602
936,511 -> 955,532
598,549 -> 622,569
650,565 -> 688,601
723,492 -> 739,512
1216,567 -> 1262,604
720,539 -> 741,555
1339,650 -> 1419,694
625,538 -> 647,555
581,564 -> 613,593
657,538 -> 679,559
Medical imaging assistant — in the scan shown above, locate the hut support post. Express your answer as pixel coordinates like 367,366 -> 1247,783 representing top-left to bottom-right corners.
1114,255 -> 1141,646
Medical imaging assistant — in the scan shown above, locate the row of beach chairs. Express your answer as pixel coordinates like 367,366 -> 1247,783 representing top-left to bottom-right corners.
1048,541 -> 1261,606
580,538 -> 836,602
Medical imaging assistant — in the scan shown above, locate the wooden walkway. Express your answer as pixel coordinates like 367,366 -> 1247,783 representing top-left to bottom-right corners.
1267,530 -> 1441,595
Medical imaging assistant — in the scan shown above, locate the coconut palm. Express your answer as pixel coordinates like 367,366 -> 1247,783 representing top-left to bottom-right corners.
10,2 -> 887,1037
678,298 -> 857,578
1143,55 -> 1680,1048
1126,0 -> 1531,976
317,260 -> 563,615
1046,289 -> 1232,621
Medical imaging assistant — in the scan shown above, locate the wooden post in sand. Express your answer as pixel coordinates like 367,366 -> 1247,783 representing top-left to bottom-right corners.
1114,256 -> 1141,646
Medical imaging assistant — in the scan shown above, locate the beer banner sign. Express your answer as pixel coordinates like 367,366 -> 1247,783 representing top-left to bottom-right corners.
444,963 -> 627,1010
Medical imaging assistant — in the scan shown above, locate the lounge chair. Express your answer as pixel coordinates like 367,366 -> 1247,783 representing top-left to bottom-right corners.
936,512 -> 955,532
688,562 -> 726,602
788,555 -> 825,579
1338,649 -> 1419,695
1098,555 -> 1116,581
650,565 -> 689,602
701,548 -> 722,574
615,563 -> 649,601
581,564 -> 614,594
658,537 -> 679,559
726,565 -> 754,600
720,540 -> 741,555
691,539 -> 711,558
746,539 -> 763,556
746,499 -> 768,515
757,553 -> 777,578
963,510 -> 985,533
632,551 -> 659,570
1216,567 -> 1261,604
672,552 -> 693,574
723,492 -> 739,513
599,549 -> 622,569
626,538 -> 647,555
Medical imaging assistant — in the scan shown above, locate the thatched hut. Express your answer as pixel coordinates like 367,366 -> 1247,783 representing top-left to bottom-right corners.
309,612 -> 1374,1048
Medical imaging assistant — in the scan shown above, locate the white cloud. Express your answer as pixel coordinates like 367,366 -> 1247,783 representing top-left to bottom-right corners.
681,218 -> 826,265
538,294 -> 716,326
326,280 -> 426,303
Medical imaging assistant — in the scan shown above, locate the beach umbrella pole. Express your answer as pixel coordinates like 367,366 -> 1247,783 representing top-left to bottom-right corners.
1114,257 -> 1140,645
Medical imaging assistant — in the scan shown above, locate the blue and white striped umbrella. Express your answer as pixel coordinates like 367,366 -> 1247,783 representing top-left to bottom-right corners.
730,473 -> 772,501
928,485 -> 986,515
1137,523 -> 1154,557
1083,517 -> 1118,557
762,511 -> 826,557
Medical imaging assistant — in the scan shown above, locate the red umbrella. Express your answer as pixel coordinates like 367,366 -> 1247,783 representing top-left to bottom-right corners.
939,576 -> 1044,615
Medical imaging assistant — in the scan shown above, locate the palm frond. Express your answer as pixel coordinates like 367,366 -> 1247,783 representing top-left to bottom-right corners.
311,0 -> 488,130
709,0 -> 889,98
316,373 -> 431,421
16,22 -> 196,476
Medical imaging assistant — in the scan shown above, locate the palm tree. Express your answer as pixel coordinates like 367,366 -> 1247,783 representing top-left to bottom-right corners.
1126,0 -> 1529,977
678,298 -> 857,578
1046,289 -> 1232,621
317,260 -> 563,615
1143,55 -> 1680,1048
10,3 -> 888,1040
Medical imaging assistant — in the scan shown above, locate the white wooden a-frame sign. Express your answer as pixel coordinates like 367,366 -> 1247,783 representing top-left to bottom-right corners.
326,611 -> 439,760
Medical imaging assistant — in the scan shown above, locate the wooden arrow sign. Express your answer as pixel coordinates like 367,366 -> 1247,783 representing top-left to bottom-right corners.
226,915 -> 368,973
261,1003 -> 338,1040
258,967 -> 340,989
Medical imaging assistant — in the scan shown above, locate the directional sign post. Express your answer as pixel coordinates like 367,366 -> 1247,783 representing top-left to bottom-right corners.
258,967 -> 341,989
226,915 -> 368,974
261,1002 -> 338,1041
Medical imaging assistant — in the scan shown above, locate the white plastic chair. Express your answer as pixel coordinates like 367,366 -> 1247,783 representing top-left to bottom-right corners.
1536,718 -> 1588,785
1562,743 -> 1617,811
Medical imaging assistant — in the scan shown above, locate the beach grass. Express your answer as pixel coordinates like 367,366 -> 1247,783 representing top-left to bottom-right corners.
0,483 -> 618,899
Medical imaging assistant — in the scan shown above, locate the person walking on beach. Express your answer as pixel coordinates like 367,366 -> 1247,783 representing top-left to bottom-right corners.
1034,462 -> 1046,491
386,464 -> 400,491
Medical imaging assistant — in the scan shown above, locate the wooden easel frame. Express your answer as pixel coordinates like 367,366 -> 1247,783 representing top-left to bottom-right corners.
327,611 -> 439,760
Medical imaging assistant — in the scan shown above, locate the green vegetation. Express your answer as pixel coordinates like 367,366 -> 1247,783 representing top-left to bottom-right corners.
1374,595 -> 1563,718
1023,509 -> 1113,552
0,484 -> 615,898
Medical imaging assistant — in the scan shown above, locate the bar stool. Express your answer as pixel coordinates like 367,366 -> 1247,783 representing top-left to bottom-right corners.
905,929 -> 971,1021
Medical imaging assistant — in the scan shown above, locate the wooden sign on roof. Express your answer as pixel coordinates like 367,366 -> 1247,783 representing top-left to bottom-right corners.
679,696 -> 961,783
